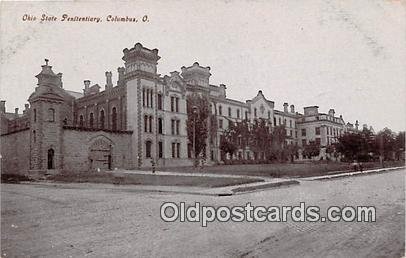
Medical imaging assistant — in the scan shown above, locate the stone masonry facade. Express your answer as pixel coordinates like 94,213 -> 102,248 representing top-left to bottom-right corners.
0,43 -> 364,175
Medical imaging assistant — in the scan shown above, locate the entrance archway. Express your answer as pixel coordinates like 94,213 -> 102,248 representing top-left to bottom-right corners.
89,138 -> 112,171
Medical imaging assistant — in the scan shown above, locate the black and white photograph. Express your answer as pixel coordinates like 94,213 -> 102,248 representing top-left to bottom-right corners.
0,1 -> 405,257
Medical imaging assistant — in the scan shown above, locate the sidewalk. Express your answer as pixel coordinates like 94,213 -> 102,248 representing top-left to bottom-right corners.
301,166 -> 405,181
21,166 -> 404,197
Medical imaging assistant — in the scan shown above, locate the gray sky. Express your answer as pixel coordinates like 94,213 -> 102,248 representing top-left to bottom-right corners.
1,0 -> 405,132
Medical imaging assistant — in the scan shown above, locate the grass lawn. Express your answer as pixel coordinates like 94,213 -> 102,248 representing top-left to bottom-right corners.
154,161 -> 405,178
45,172 -> 263,188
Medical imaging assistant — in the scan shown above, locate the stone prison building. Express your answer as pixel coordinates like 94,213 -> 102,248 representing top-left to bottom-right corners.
0,43 -> 361,175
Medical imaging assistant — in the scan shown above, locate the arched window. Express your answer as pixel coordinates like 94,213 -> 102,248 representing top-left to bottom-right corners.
48,108 -> 55,122
112,107 -> 117,131
89,113 -> 94,128
47,148 -> 55,169
99,110 -> 105,129
79,115 -> 84,127
145,140 -> 152,158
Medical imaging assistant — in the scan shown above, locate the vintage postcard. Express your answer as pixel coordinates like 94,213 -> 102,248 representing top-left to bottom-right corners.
0,1 -> 405,257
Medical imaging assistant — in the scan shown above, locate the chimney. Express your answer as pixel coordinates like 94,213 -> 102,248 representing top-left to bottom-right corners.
283,103 -> 288,113
219,84 -> 226,97
290,104 -> 295,113
105,71 -> 113,90
23,104 -> 29,114
328,109 -> 335,117
57,73 -> 63,88
0,100 -> 5,113
117,67 -> 125,86
15,108 -> 19,117
84,80 -> 90,89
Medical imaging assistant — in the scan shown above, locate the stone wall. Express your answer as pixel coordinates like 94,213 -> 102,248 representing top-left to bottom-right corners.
1,129 -> 30,174
62,128 -> 133,172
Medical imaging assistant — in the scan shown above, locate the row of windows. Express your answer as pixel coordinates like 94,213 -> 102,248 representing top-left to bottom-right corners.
142,88 -> 182,113
301,127 -> 343,137
145,140 -> 181,158
78,107 -> 118,130
144,116 -> 181,135
216,105 -> 248,119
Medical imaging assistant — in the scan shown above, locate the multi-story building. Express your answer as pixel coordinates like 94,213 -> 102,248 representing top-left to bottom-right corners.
0,43 -> 360,175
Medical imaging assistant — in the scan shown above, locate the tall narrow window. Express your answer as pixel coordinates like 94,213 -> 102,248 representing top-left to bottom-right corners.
100,110 -> 105,129
176,143 -> 180,158
150,90 -> 153,108
237,109 -> 240,119
175,97 -> 179,112
171,119 -> 175,135
254,108 -> 257,117
144,115 -> 148,132
172,142 -> 176,158
33,130 -> 36,143
273,117 -> 276,126
176,120 -> 180,135
33,109 -> 37,122
268,111 -> 271,119
157,94 -> 163,110
146,89 -> 150,107
315,127 -> 320,135
145,140 -> 152,158
48,108 -> 55,122
219,119 -> 223,129
89,113 -> 94,128
158,141 -> 163,158
228,107 -> 231,117
79,115 -> 84,127
171,97 -> 175,112
47,148 -> 55,169
149,116 -> 153,133
219,105 -> 222,116
158,118 -> 163,134
142,88 -> 145,107
245,111 -> 248,120
112,107 -> 117,131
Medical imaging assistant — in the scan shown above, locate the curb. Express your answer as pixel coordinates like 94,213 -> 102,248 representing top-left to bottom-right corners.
231,180 -> 300,194
307,166 -> 404,181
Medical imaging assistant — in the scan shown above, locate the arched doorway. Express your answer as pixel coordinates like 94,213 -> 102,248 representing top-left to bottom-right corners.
89,138 -> 112,171
47,148 -> 55,169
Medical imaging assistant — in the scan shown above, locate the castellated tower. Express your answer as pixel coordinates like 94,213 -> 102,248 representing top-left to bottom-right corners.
28,59 -> 65,173
122,43 -> 160,167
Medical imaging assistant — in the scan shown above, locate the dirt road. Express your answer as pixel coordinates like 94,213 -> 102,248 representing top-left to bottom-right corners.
1,169 -> 404,257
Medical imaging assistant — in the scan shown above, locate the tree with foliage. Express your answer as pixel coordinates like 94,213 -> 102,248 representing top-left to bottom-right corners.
250,119 -> 272,160
375,128 -> 397,161
270,125 -> 287,162
336,128 -> 376,162
186,93 -> 210,162
395,131 -> 405,160
302,140 -> 320,159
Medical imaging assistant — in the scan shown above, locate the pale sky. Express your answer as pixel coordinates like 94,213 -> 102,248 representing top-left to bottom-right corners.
1,0 -> 405,132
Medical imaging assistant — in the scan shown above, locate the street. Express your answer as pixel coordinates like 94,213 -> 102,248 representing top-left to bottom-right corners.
1,169 -> 405,257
